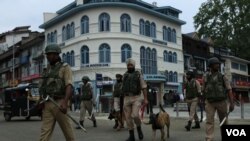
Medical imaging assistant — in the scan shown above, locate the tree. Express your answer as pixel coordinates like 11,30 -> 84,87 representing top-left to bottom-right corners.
194,0 -> 250,60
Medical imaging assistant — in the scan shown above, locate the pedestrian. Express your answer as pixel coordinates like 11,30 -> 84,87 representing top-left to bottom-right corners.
203,57 -> 235,141
198,93 -> 205,122
163,93 -> 168,106
122,58 -> 148,141
39,44 -> 75,141
146,82 -> 153,114
76,76 -> 97,129
112,74 -> 125,130
184,70 -> 201,131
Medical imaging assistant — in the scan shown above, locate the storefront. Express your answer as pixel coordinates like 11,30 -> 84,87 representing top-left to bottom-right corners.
232,81 -> 250,102
144,74 -> 166,106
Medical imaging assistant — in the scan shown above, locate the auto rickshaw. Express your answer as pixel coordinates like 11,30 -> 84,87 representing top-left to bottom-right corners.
3,83 -> 42,121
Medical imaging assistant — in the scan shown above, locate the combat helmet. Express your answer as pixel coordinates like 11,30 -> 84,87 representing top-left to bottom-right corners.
208,57 -> 220,67
115,74 -> 123,78
45,44 -> 61,54
82,76 -> 90,81
186,70 -> 195,78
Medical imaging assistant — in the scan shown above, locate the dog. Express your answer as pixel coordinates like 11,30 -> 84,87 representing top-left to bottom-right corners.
144,104 -> 170,141
108,109 -> 125,130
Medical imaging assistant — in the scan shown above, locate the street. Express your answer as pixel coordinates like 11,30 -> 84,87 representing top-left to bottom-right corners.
0,104 -> 249,141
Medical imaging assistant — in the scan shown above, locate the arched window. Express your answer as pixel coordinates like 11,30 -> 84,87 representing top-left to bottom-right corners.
51,32 -> 54,43
120,14 -> 131,32
70,50 -> 75,66
173,72 -> 178,82
173,52 -> 177,63
163,50 -> 168,62
70,22 -> 75,38
167,27 -> 172,42
169,71 -> 173,82
172,29 -> 176,43
150,22 -> 156,38
140,46 -> 146,73
121,44 -> 131,62
62,26 -> 66,41
81,16 -> 89,34
152,48 -> 157,74
62,53 -> 67,62
99,13 -> 110,32
163,26 -> 167,41
146,47 -> 151,74
99,43 -> 110,63
165,70 -> 169,82
66,24 -> 71,40
145,21 -> 150,37
66,52 -> 70,65
81,46 -> 89,64
139,19 -> 145,35
54,30 -> 57,43
47,33 -> 51,44
168,51 -> 173,62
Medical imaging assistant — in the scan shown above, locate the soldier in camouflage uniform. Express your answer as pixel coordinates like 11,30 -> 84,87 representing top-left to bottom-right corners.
122,58 -> 148,141
76,76 -> 97,129
39,44 -> 75,141
184,70 -> 201,131
203,57 -> 235,141
112,74 -> 125,130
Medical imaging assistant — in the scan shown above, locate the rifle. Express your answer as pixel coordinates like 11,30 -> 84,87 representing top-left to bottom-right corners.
44,96 -> 87,132
220,111 -> 230,127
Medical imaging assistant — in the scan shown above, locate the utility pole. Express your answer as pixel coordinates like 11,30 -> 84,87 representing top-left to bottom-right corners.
12,35 -> 15,87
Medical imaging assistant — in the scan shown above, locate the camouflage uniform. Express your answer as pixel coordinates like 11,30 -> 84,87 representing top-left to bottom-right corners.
184,71 -> 201,131
112,74 -> 124,129
76,76 -> 96,128
203,57 -> 234,141
122,58 -> 147,141
39,44 -> 75,141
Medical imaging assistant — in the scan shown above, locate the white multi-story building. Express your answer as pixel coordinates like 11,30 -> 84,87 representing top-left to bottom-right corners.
40,0 -> 186,107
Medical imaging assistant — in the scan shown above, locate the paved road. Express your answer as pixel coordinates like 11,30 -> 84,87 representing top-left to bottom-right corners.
0,103 -> 249,141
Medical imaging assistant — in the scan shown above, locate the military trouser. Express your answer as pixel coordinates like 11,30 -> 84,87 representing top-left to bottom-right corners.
186,97 -> 199,122
79,100 -> 95,121
40,99 -> 75,141
114,97 -> 121,112
205,99 -> 228,141
124,95 -> 143,130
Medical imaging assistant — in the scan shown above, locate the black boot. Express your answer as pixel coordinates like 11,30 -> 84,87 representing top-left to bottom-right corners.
93,120 -> 97,127
185,121 -> 192,131
113,120 -> 118,129
137,126 -> 143,140
76,120 -> 84,129
192,121 -> 200,129
126,130 -> 135,141
200,115 -> 203,122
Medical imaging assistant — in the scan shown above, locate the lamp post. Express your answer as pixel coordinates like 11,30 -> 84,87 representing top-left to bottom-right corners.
12,36 -> 15,87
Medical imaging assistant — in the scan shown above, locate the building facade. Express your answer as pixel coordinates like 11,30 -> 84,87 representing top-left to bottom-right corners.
40,0 -> 186,108
0,26 -> 44,105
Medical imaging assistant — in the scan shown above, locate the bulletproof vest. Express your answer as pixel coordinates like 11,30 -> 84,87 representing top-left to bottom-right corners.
81,83 -> 92,100
204,73 -> 226,102
122,71 -> 141,96
113,82 -> 122,97
39,62 -> 65,98
185,79 -> 198,99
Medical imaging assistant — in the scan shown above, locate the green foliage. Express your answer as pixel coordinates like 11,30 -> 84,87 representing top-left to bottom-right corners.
194,0 -> 250,60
